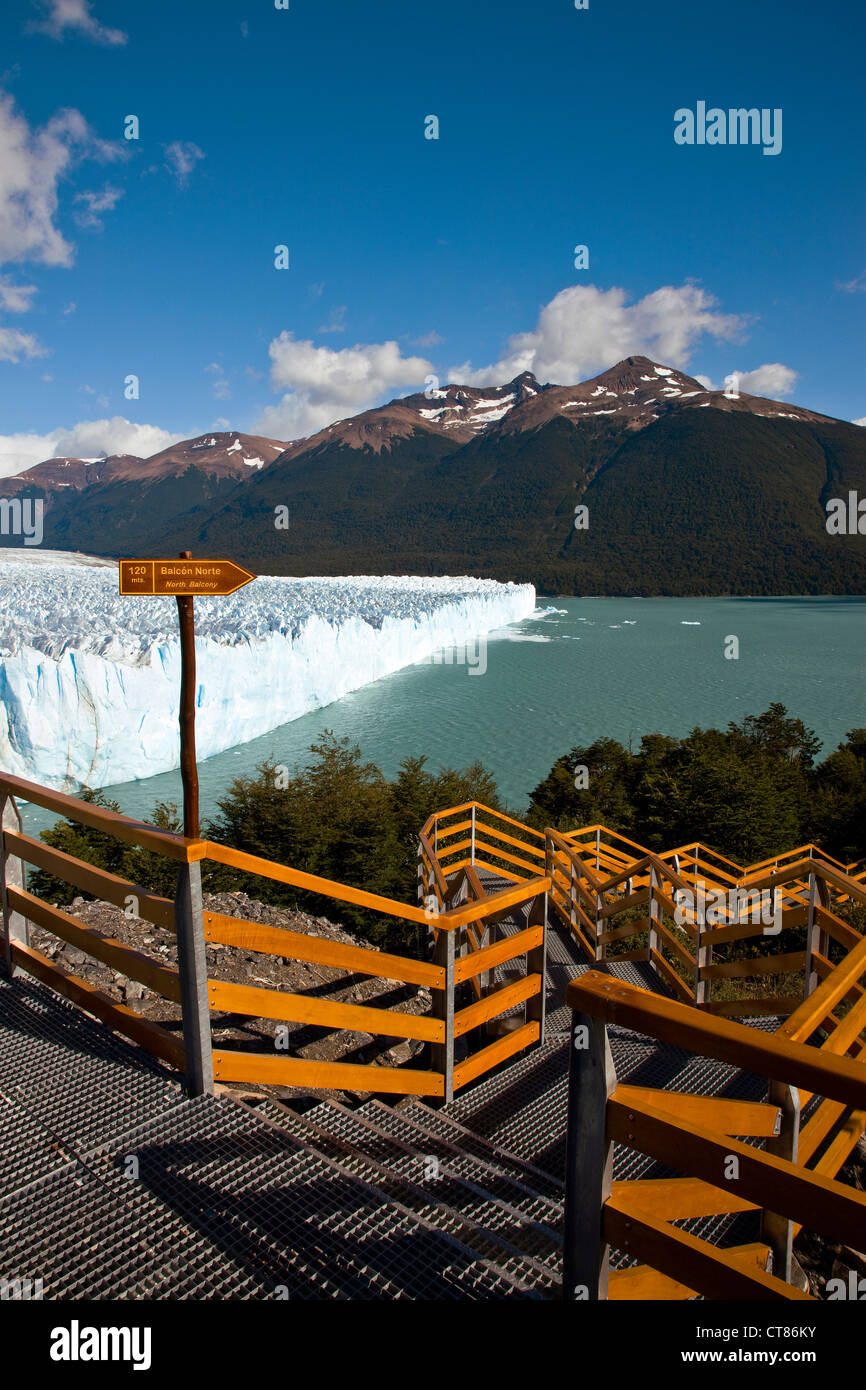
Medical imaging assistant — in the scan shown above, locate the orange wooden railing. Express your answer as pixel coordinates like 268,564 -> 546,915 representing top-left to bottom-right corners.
564,943 -> 866,1299
1,774 -> 549,1103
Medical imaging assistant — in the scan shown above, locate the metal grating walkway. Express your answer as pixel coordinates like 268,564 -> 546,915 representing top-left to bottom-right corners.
0,973 -> 543,1299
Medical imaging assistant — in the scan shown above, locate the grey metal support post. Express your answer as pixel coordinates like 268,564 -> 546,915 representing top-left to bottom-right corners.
562,1009 -> 617,1300
694,884 -> 710,1006
594,888 -> 605,962
647,864 -> 659,962
525,890 -> 548,1044
432,925 -> 456,1102
1,795 -> 27,978
174,859 -> 214,1097
760,1081 -> 801,1283
803,872 -> 820,998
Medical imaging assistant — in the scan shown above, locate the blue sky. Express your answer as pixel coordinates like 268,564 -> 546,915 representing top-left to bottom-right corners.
0,0 -> 864,474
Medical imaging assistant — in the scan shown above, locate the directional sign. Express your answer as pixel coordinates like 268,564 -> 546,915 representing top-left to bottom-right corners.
119,558 -> 255,597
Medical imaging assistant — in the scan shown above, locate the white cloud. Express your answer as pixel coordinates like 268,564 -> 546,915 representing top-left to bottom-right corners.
732,363 -> 799,399
698,364 -> 799,399
0,417 -> 185,478
26,0 -> 127,45
449,283 -> 746,385
318,306 -> 347,334
163,141 -> 205,188
853,417 -> 866,427
213,380 -> 231,400
0,327 -> 47,361
204,361 -> 222,374
0,278 -> 38,312
254,333 -> 434,439
412,330 -> 445,348
0,90 -> 124,269
73,183 -> 124,229
839,272 -> 866,294
62,300 -> 76,315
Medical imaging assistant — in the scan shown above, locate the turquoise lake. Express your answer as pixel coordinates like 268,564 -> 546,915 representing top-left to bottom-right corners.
19,595 -> 866,836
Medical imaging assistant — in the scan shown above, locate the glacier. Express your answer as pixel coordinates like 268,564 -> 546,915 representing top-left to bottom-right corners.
0,551 -> 536,792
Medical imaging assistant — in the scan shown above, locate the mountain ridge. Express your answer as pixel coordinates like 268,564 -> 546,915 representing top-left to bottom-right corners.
3,357 -> 864,596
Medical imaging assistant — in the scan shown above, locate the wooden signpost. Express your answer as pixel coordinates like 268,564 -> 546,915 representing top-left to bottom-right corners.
119,553 -> 255,837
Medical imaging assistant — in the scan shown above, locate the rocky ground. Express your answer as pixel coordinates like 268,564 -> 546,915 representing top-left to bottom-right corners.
29,890 -> 430,1104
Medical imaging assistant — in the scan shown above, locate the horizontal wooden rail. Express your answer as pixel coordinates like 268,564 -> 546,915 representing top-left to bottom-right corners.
613,1176 -> 757,1223
566,972 -> 866,1110
0,772 -> 202,863
614,1085 -> 780,1137
607,1094 -> 866,1249
472,819 -> 546,861
454,925 -> 543,984
204,841 -> 432,924
5,830 -> 175,930
452,1021 -> 540,1091
212,1050 -> 444,1096
203,911 -> 445,988
207,978 -> 444,1042
10,940 -> 185,1070
700,950 -> 806,981
604,1198 -> 809,1301
453,974 -> 541,1039
9,886 -> 181,1002
203,842 -> 546,934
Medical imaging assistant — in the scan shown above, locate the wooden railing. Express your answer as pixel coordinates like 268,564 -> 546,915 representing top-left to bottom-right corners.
563,958 -> 866,1300
1,774 -> 549,1103
420,802 -> 547,890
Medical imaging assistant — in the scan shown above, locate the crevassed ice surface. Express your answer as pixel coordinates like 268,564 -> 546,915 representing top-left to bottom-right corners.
0,552 -> 536,791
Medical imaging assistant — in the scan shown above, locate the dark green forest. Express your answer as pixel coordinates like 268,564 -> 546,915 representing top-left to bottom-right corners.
18,407 -> 866,596
30,706 -> 866,954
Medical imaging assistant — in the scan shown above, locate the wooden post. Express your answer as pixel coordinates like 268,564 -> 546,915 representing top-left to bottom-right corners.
176,551 -> 200,840
760,1081 -> 800,1282
1,795 -> 27,978
470,805 -> 476,866
562,1009 -> 616,1300
174,859 -> 213,1096
432,926 -> 455,1102
525,890 -> 547,1044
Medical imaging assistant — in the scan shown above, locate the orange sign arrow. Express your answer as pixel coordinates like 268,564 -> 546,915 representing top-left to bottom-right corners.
119,558 -> 256,597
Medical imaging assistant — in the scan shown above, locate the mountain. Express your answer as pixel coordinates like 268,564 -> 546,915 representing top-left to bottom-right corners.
1,432 -> 291,554
3,359 -> 865,595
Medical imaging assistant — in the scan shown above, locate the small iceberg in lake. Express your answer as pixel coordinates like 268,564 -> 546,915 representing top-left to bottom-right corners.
681,621 -> 701,626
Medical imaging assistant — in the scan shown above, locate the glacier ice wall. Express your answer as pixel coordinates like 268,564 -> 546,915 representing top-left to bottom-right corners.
0,553 -> 536,791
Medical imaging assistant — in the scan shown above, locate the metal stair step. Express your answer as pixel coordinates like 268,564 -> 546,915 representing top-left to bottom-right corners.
246,1095 -> 557,1295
